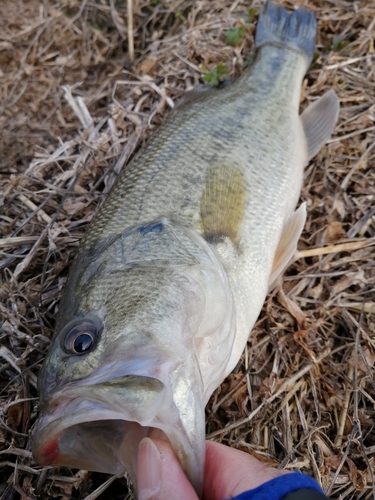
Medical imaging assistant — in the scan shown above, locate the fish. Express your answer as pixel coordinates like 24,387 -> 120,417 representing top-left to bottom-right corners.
32,0 -> 339,497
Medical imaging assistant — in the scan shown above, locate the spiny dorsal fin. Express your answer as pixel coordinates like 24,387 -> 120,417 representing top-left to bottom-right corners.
201,162 -> 247,247
173,83 -> 230,113
268,202 -> 307,290
301,90 -> 340,161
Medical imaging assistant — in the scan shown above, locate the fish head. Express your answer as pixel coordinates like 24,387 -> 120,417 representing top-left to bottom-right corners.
32,220 -> 233,495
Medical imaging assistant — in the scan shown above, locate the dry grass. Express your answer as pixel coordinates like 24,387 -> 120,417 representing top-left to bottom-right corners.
1,0 -> 375,498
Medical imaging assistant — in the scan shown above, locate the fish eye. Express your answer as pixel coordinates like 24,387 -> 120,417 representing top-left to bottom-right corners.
62,318 -> 101,355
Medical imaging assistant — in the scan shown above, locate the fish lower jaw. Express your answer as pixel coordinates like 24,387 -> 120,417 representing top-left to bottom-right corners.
34,418 -> 167,478
32,390 -> 203,492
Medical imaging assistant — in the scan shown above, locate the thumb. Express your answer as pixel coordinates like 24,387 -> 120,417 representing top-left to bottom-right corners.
137,437 -> 198,500
204,441 -> 291,499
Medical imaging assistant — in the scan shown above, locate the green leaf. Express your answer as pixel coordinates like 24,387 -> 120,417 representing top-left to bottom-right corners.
243,8 -> 257,24
332,36 -> 349,52
216,62 -> 229,81
175,10 -> 186,22
225,26 -> 246,47
203,63 -> 229,86
309,52 -> 320,70
203,72 -> 218,86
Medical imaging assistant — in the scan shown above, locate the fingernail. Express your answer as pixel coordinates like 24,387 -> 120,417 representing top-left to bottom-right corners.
138,437 -> 162,500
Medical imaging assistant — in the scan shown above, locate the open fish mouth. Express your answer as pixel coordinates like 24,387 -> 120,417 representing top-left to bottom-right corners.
32,374 -> 203,488
32,409 -> 155,477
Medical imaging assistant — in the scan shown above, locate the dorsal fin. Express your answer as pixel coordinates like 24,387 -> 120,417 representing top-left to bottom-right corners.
201,162 -> 247,247
173,84 -> 229,113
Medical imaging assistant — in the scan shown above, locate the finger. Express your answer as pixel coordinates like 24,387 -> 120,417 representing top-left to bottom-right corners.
203,441 -> 290,500
137,437 -> 198,500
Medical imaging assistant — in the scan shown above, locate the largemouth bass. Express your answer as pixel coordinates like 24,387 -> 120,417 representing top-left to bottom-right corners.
32,0 -> 339,496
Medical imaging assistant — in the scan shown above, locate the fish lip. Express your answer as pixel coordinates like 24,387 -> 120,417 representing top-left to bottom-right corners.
32,397 -> 142,476
32,373 -> 204,491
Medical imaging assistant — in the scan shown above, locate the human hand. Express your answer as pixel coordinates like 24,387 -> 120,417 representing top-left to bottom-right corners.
137,437 -> 290,500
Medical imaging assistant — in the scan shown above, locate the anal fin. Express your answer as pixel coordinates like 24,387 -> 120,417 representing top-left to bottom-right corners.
301,90 -> 340,161
268,203 -> 307,290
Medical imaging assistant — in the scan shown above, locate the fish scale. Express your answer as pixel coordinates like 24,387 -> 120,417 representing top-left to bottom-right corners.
81,52 -> 302,248
32,2 -> 339,497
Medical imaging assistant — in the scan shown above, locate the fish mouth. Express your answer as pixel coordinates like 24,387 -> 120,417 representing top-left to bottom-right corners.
32,374 -> 204,492
33,413 -> 155,477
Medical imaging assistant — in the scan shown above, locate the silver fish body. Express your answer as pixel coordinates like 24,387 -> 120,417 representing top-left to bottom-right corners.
32,1 -> 339,496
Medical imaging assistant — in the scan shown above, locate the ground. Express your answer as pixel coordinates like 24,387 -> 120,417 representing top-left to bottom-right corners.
1,0 -> 375,498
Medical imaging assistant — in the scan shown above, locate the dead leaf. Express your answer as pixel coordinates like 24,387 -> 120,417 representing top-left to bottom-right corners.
332,199 -> 346,218
309,282 -> 323,299
348,346 -> 375,372
7,402 -> 23,428
278,288 -> 306,327
331,269 -> 365,296
140,57 -> 158,74
346,456 -> 358,486
293,330 -> 309,340
258,374 -> 287,399
323,221 -> 346,244
63,198 -> 87,216
325,455 -> 342,469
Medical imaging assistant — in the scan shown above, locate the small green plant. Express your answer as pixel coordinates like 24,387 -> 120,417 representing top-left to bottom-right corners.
203,63 -> 229,86
331,36 -> 349,52
309,52 -> 320,70
151,0 -> 159,5
175,10 -> 186,22
242,8 -> 257,24
225,26 -> 246,46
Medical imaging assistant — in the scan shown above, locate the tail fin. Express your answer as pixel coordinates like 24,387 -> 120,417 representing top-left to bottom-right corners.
255,0 -> 316,63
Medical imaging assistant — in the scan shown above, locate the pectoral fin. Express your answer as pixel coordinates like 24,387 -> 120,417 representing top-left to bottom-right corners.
269,203 -> 306,290
201,162 -> 247,247
301,90 -> 340,161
